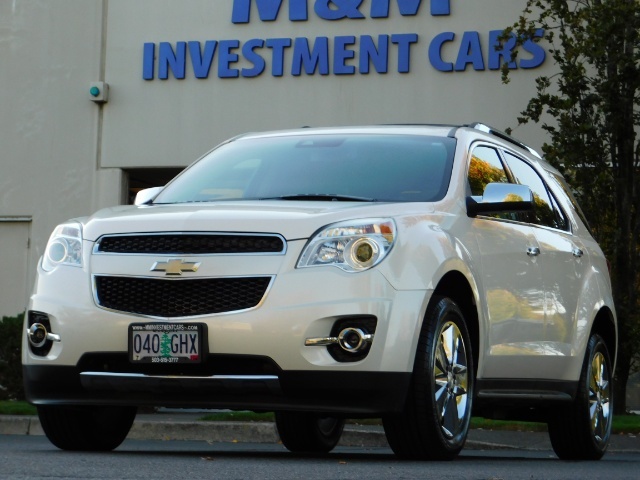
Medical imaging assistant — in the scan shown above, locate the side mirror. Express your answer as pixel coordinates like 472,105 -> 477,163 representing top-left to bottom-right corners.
134,186 -> 164,206
466,183 -> 534,217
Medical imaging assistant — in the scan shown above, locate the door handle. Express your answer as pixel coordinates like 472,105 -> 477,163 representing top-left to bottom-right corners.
572,247 -> 584,258
527,247 -> 540,257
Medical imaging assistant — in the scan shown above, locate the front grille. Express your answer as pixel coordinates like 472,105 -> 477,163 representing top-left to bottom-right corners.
96,234 -> 285,254
95,276 -> 272,317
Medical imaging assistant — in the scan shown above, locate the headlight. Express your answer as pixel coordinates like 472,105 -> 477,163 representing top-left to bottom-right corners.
297,219 -> 396,272
42,222 -> 83,272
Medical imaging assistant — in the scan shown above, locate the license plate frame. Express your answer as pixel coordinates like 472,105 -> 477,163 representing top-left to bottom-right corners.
128,323 -> 203,364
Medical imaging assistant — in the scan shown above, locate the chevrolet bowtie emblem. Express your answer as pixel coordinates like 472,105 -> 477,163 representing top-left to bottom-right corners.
151,258 -> 201,276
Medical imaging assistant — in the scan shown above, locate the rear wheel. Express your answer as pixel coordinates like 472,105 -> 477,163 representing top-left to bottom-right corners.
547,333 -> 613,460
383,296 -> 474,460
37,405 -> 137,451
275,412 -> 345,453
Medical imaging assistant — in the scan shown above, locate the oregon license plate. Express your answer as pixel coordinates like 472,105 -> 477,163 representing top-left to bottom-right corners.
129,323 -> 202,364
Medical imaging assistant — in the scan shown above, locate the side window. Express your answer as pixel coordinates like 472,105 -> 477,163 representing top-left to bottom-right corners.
468,146 -> 509,195
502,152 -> 568,230
550,172 -> 591,234
468,146 -> 518,221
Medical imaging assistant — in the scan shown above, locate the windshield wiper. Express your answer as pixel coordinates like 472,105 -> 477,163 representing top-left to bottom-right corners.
261,194 -> 376,202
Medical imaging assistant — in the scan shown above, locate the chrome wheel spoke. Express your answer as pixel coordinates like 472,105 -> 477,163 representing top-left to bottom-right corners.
441,391 -> 458,437
588,351 -> 611,444
434,321 -> 469,438
435,341 -> 449,378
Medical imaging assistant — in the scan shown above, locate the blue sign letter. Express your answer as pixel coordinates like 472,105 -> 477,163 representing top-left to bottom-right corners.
334,36 -> 356,74
242,39 -> 267,77
292,37 -> 330,75
391,33 -> 418,73
455,31 -> 484,71
488,31 -> 516,70
266,38 -> 292,76
143,43 -> 155,80
218,40 -> 241,78
370,0 -> 449,18
189,41 -> 218,78
428,32 -> 454,72
315,0 -> 365,20
431,0 -> 450,16
158,42 -> 186,79
520,29 -> 546,69
360,35 -> 389,74
232,0 -> 308,23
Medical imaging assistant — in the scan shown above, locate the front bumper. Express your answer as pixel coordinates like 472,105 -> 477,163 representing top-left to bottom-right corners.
24,360 -> 411,415
24,240 -> 430,415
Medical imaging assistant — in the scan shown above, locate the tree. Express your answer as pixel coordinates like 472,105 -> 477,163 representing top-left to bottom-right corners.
0,314 -> 25,400
500,0 -> 640,413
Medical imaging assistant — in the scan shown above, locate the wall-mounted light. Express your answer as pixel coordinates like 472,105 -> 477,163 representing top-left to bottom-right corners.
89,82 -> 109,103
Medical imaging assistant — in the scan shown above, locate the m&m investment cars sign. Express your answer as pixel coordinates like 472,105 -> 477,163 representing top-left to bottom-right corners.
142,0 -> 545,80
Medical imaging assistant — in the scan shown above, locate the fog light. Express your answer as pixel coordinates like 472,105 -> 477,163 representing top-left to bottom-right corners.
28,323 -> 60,348
28,324 -> 48,348
27,311 -> 60,356
304,316 -> 377,363
338,327 -> 372,353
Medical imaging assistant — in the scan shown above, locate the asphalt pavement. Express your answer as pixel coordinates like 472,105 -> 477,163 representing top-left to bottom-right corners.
1,410 -> 640,453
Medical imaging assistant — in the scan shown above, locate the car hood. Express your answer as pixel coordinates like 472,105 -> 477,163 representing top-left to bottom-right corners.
80,201 -> 410,242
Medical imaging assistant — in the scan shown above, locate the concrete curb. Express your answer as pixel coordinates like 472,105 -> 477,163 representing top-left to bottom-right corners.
0,416 -> 391,448
115,420 -> 527,450
0,416 -> 44,436
0,415 -> 536,450
2,415 -> 639,452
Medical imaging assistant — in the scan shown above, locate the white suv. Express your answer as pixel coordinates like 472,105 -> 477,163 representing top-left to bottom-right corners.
23,124 -> 616,460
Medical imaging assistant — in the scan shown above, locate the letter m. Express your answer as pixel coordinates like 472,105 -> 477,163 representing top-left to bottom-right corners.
232,0 -> 308,23
371,0 -> 450,17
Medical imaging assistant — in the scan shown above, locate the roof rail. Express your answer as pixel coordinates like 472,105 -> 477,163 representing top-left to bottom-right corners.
467,122 -> 541,159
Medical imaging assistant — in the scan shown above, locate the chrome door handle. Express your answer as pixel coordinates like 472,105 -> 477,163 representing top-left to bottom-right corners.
527,247 -> 540,257
572,248 -> 584,258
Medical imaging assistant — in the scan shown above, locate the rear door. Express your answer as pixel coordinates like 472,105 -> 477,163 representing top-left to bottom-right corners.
502,152 -> 587,373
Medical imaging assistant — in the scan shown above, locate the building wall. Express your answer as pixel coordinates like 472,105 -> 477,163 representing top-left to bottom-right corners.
0,0 -> 555,317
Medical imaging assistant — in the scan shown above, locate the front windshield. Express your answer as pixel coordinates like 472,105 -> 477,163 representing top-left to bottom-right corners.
154,134 -> 456,204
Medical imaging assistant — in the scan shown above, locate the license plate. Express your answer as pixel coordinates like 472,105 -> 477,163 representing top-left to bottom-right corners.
129,323 -> 202,364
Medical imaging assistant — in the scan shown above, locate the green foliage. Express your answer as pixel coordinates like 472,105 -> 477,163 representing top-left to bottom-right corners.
0,400 -> 36,415
199,411 -> 275,422
196,412 -> 640,434
0,313 -> 25,401
500,0 -> 640,412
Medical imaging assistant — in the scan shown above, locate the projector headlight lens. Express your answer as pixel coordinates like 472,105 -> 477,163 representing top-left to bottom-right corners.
42,222 -> 83,272
297,219 -> 395,272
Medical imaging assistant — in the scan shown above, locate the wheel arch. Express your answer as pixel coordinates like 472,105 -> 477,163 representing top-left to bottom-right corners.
590,306 -> 617,372
432,270 -> 479,376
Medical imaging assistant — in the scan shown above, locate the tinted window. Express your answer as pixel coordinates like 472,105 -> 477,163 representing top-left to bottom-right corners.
154,135 -> 456,203
502,152 -> 568,230
467,146 -> 509,196
550,172 -> 591,233
467,146 -> 520,221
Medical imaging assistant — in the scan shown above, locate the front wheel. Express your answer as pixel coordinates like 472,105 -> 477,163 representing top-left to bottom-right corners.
383,296 -> 474,460
275,412 -> 345,453
38,405 -> 137,451
547,333 -> 613,460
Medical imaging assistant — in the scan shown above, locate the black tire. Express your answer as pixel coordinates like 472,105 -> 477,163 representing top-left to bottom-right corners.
547,333 -> 613,460
37,405 -> 137,451
383,296 -> 474,460
275,412 -> 345,453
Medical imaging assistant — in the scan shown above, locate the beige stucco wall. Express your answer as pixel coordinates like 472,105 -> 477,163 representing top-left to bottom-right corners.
0,0 -> 554,316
